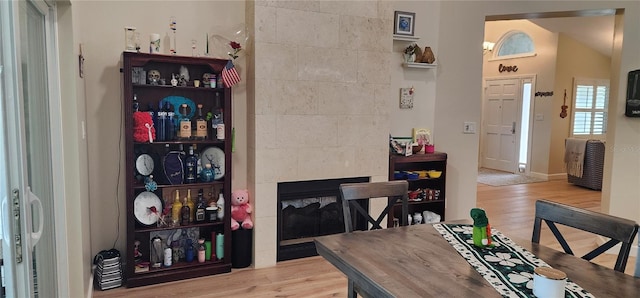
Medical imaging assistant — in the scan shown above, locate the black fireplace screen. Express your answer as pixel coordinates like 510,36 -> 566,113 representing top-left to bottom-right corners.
277,177 -> 369,261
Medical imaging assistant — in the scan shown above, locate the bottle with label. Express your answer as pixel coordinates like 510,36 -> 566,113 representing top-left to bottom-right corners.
195,103 -> 208,140
180,197 -> 190,226
171,190 -> 182,226
186,189 -> 195,223
211,93 -> 224,140
179,103 -> 191,139
195,189 -> 206,223
184,146 -> 198,184
197,238 -> 206,263
217,190 -> 225,220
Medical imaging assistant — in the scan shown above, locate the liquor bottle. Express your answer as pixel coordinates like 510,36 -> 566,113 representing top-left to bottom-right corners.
171,190 -> 182,226
164,102 -> 175,140
197,238 -> 206,263
195,189 -> 206,223
211,93 -> 223,140
195,103 -> 208,140
180,197 -> 190,226
179,103 -> 191,139
184,146 -> 198,184
216,190 -> 224,220
186,189 -> 195,223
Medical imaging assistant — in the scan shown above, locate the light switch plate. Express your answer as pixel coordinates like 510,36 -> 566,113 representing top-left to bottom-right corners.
463,122 -> 476,134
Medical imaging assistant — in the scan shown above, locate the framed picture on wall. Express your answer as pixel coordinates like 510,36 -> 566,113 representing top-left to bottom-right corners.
394,11 -> 415,36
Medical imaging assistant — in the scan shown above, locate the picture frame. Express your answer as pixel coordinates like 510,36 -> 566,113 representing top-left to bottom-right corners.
394,11 -> 415,36
412,128 -> 431,145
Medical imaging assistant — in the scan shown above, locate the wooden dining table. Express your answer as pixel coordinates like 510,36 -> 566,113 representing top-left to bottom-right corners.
314,223 -> 640,297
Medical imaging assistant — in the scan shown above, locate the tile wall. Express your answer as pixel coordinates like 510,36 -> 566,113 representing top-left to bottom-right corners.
249,0 -> 393,267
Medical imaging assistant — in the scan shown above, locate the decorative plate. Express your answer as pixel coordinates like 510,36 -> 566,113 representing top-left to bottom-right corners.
134,191 -> 162,226
200,147 -> 225,180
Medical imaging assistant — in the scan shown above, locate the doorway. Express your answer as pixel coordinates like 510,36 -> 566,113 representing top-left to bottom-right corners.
481,76 -> 535,174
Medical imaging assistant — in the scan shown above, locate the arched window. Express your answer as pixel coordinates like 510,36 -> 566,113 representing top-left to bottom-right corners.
494,31 -> 535,59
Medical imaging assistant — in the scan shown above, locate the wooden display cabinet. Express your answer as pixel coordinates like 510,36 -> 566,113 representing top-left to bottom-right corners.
388,152 -> 447,226
122,52 -> 232,287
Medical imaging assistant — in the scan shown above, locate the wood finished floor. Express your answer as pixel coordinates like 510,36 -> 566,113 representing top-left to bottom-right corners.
94,180 -> 636,297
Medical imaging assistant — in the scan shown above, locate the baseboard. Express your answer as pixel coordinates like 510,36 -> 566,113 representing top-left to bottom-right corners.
528,171 -> 566,181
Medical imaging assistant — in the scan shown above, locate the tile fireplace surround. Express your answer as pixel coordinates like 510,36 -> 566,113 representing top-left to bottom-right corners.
249,1 -> 394,268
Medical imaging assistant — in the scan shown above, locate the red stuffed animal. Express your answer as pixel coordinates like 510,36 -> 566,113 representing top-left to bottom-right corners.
231,189 -> 253,231
133,111 -> 155,143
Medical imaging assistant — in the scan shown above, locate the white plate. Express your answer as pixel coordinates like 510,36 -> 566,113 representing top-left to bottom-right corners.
134,191 -> 162,226
200,147 -> 225,180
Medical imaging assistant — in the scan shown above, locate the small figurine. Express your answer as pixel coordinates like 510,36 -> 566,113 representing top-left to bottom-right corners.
470,208 -> 494,248
134,240 -> 143,263
170,74 -> 178,87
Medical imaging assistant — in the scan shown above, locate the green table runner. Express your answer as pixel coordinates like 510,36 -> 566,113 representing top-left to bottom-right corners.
433,224 -> 594,298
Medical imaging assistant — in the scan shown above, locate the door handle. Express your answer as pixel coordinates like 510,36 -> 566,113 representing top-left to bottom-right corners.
27,187 -> 44,250
511,122 -> 516,134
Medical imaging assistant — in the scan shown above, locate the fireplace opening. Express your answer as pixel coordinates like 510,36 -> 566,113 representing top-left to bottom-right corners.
277,177 -> 369,261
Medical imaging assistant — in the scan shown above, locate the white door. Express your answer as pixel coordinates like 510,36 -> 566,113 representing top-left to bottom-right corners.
482,78 -> 520,173
1,0 -> 61,296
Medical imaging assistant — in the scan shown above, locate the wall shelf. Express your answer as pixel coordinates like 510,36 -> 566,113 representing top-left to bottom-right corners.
402,62 -> 437,69
393,35 -> 420,42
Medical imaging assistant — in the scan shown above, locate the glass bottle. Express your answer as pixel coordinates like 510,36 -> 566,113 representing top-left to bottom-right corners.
163,246 -> 172,267
217,190 -> 224,220
156,110 -> 167,141
179,103 -> 191,139
195,103 -> 207,140
184,146 -> 198,184
185,239 -> 195,263
151,236 -> 163,268
186,189 -> 195,223
211,93 -> 223,140
180,197 -> 190,226
171,240 -> 180,263
200,163 -> 214,182
197,238 -> 206,263
164,102 -> 175,140
195,189 -> 206,223
171,190 -> 182,226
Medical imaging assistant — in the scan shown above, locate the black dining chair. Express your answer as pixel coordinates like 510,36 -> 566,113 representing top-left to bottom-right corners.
532,199 -> 639,272
339,180 -> 409,298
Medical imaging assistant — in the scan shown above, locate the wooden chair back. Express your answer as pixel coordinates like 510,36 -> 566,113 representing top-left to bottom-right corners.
532,199 -> 639,272
340,180 -> 409,233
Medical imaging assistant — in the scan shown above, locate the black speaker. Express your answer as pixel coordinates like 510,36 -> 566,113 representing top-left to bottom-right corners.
625,69 -> 640,117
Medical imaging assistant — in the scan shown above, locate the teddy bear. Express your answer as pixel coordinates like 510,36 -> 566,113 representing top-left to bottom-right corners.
231,189 -> 253,230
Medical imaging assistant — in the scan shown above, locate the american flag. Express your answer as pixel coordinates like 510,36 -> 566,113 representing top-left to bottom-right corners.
221,60 -> 240,88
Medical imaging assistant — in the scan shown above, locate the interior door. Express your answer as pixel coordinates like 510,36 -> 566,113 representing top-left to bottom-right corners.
0,0 -> 59,296
482,78 -> 520,173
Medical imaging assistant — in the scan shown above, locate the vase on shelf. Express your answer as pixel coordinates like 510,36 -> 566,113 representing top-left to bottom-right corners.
404,53 -> 416,63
